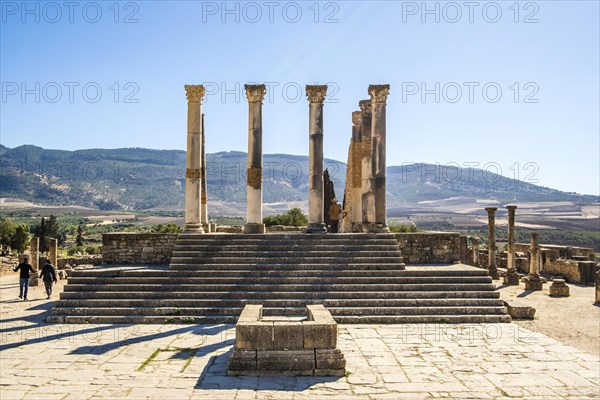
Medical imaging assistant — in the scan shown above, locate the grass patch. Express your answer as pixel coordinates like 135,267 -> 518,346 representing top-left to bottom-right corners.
137,348 -> 161,372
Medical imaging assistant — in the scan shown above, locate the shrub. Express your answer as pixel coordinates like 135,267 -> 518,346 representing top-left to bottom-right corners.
263,208 -> 308,227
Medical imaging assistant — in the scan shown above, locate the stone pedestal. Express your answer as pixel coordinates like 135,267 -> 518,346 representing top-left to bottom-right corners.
184,85 -> 205,233
504,205 -> 519,285
359,100 -> 374,232
244,84 -> 267,234
351,111 -> 363,232
549,279 -> 569,297
485,207 -> 499,279
29,237 -> 39,286
306,85 -> 328,234
369,85 -> 390,233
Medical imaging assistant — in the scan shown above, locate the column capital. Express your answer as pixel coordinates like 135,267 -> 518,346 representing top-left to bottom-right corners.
359,99 -> 372,114
306,85 -> 328,104
244,84 -> 267,103
506,205 -> 518,211
185,85 -> 205,103
485,207 -> 498,213
368,84 -> 390,104
352,111 -> 362,127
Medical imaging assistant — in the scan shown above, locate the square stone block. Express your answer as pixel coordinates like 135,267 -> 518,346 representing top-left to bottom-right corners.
315,349 -> 346,370
236,322 -> 273,350
257,350 -> 315,371
303,321 -> 337,349
273,322 -> 304,350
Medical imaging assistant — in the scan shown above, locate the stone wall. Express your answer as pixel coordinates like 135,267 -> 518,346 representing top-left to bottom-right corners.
514,243 -> 595,261
395,232 -> 464,264
102,233 -> 178,265
543,259 -> 599,284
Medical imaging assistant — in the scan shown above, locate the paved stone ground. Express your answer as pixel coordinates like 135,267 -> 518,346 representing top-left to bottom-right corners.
1,275 -> 599,399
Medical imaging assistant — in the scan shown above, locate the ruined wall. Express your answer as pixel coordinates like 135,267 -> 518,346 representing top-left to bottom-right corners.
395,232 -> 464,264
514,243 -> 595,261
102,233 -> 178,265
544,259 -> 599,284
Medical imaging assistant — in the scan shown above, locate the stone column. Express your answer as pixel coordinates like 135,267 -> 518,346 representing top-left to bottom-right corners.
524,231 -> 544,290
359,100 -> 374,232
351,111 -> 363,232
244,84 -> 267,234
471,237 -> 480,267
504,205 -> 519,285
306,85 -> 328,233
201,113 -> 210,232
184,85 -> 205,233
369,85 -> 390,232
49,238 -> 58,268
29,237 -> 39,286
485,207 -> 499,279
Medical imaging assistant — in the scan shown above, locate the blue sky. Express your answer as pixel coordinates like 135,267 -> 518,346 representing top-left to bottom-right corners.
1,0 -> 599,195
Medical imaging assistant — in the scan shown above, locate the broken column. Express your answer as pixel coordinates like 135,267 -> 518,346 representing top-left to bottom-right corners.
201,113 -> 210,232
359,99 -> 374,232
244,84 -> 267,234
29,237 -> 39,286
49,238 -> 58,267
351,111 -> 363,232
306,85 -> 328,233
504,205 -> 519,285
184,85 -> 205,233
471,237 -> 480,267
524,231 -> 545,291
549,279 -> 569,297
369,84 -> 390,232
485,207 -> 499,279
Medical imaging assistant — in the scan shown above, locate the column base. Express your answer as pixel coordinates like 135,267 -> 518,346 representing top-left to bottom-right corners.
503,270 -> 520,286
184,223 -> 204,233
244,223 -> 265,234
488,267 -> 500,280
373,224 -> 390,233
360,223 -> 374,233
523,275 -> 545,291
306,223 -> 327,234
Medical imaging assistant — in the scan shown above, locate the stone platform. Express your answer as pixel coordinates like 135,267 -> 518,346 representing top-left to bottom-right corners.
228,305 -> 345,376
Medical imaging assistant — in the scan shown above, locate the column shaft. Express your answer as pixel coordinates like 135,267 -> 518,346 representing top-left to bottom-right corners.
306,85 -> 328,233
359,100 -> 374,231
201,113 -> 209,230
244,84 -> 267,234
184,85 -> 205,233
485,207 -> 499,279
471,237 -> 480,267
351,111 -> 363,231
29,237 -> 39,286
369,85 -> 390,232
505,205 -> 519,285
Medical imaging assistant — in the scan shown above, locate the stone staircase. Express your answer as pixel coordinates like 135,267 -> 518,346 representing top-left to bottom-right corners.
48,233 -> 510,324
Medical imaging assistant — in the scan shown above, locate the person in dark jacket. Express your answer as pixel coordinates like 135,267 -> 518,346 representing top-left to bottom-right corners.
14,256 -> 35,300
40,259 -> 58,299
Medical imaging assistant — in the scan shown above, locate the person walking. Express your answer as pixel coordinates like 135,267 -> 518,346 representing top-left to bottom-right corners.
40,258 -> 58,299
14,256 -> 35,300
329,198 -> 342,233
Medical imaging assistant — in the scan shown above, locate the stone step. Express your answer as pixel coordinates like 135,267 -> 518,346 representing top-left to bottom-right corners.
62,283 -> 497,292
46,314 -> 511,324
169,256 -> 403,264
175,233 -> 397,240
55,298 -> 506,308
59,290 -> 501,300
173,244 -> 401,251
168,263 -> 406,270
66,276 -> 493,285
51,305 -> 507,317
171,250 -> 402,257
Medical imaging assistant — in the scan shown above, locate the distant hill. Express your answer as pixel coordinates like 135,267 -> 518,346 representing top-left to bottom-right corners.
0,145 -> 597,210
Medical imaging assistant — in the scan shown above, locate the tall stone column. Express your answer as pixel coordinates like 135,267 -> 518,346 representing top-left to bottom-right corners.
485,207 -> 499,279
184,85 -> 205,233
369,85 -> 390,232
201,113 -> 210,232
244,84 -> 267,234
306,85 -> 328,233
29,237 -> 39,286
524,231 -> 545,290
505,205 -> 519,285
351,111 -> 363,232
471,237 -> 480,267
359,100 -> 374,232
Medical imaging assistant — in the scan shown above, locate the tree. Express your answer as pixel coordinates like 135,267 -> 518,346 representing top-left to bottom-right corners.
11,225 -> 30,253
263,208 -> 308,227
76,225 -> 84,246
0,218 -> 16,251
34,215 -> 65,252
